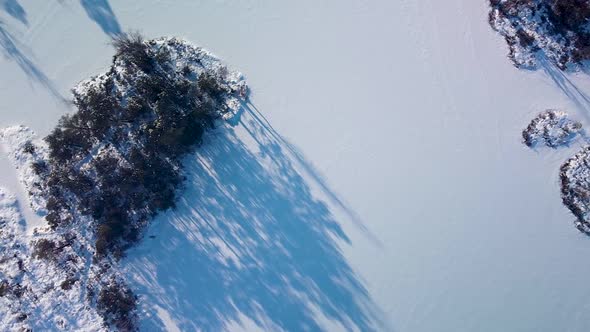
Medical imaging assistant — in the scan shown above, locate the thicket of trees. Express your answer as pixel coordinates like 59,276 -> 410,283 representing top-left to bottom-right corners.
34,32 -> 235,330
41,32 -> 228,257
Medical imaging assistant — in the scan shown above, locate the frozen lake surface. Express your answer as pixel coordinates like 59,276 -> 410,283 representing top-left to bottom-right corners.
3,0 -> 590,331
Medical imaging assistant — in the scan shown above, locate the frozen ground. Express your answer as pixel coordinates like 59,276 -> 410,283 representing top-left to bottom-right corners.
3,0 -> 590,331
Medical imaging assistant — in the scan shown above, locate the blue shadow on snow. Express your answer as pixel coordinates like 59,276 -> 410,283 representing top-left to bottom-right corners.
0,20 -> 66,102
80,0 -> 121,37
125,103 -> 385,331
1,0 -> 27,25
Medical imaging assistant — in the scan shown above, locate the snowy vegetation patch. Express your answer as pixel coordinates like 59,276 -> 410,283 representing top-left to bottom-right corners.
0,187 -> 104,331
521,110 -> 590,234
560,146 -> 590,234
488,0 -> 590,70
493,2 -> 590,236
0,32 -> 248,331
522,110 -> 582,148
0,188 -> 32,330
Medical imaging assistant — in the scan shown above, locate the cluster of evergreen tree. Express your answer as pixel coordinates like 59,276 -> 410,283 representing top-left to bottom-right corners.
39,33 -> 229,258
489,0 -> 590,68
31,33 -> 237,330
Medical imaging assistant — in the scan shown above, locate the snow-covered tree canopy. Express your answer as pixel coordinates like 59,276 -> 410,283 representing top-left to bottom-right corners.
489,0 -> 590,70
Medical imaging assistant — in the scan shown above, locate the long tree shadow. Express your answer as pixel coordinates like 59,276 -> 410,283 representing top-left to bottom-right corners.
0,21 -> 66,102
124,105 -> 384,331
80,0 -> 121,37
1,0 -> 27,25
540,57 -> 590,122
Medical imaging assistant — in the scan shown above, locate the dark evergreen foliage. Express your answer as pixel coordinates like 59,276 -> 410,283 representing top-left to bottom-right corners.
111,32 -> 153,73
31,160 -> 48,175
97,280 -> 137,331
0,280 -> 8,297
60,278 -> 77,291
22,141 -> 35,154
32,239 -> 57,261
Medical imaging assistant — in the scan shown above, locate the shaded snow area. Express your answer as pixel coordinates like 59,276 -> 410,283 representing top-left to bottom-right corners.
123,107 -> 384,331
522,110 -> 583,148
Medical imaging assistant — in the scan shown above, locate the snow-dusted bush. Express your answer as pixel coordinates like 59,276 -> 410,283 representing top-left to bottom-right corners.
522,110 -> 582,148
32,238 -> 58,260
22,141 -> 35,154
111,32 -> 153,73
489,0 -> 590,70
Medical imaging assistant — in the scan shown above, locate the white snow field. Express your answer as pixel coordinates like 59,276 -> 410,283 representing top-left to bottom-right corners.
3,0 -> 590,331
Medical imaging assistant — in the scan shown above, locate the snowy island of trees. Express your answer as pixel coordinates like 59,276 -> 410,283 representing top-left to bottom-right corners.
489,1 -> 590,237
522,110 -> 582,148
0,33 -> 247,331
489,0 -> 590,70
521,110 -> 590,234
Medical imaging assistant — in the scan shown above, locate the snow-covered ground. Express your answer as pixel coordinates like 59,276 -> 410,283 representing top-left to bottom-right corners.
3,0 -> 590,331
